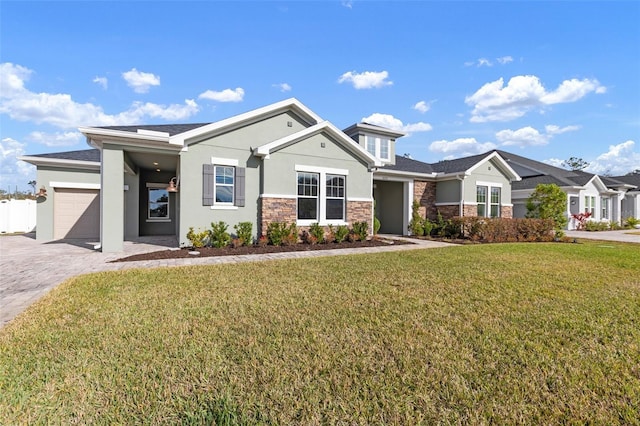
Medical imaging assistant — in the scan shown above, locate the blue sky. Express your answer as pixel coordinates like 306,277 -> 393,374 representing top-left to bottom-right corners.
1,1 -> 639,192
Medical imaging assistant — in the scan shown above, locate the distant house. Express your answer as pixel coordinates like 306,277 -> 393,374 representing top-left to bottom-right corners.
610,173 -> 640,222
20,98 -> 637,252
497,150 -> 638,229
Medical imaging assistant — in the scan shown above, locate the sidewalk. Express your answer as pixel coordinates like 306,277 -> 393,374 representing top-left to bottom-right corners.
565,229 -> 640,244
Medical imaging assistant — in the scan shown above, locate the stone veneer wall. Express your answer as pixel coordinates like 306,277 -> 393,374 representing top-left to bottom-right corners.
413,180 -> 437,220
438,204 -> 461,219
260,197 -> 296,236
462,204 -> 477,218
259,197 -> 373,237
501,206 -> 513,218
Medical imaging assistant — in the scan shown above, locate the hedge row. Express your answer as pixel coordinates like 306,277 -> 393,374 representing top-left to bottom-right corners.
447,217 -> 556,243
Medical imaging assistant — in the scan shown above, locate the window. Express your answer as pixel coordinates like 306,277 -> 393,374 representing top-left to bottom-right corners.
601,196 -> 609,219
214,166 -> 234,204
326,174 -> 345,220
585,196 -> 596,214
365,135 -> 391,161
148,188 -> 169,220
477,185 -> 487,217
490,187 -> 501,218
297,172 -> 319,220
296,167 -> 348,224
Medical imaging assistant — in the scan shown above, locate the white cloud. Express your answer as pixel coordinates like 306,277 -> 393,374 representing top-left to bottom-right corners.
544,158 -> 565,168
0,63 -> 199,128
544,124 -> 580,135
478,58 -> 493,67
465,56 -> 512,67
198,87 -> 245,102
412,100 -> 434,114
93,76 -> 108,89
465,75 -> 606,123
429,138 -> 497,156
341,0 -> 353,8
273,83 -> 292,92
27,131 -> 83,147
338,70 -> 392,89
0,137 -> 35,191
122,68 -> 160,93
496,56 -> 513,65
362,113 -> 432,135
587,140 -> 640,175
496,126 -> 548,147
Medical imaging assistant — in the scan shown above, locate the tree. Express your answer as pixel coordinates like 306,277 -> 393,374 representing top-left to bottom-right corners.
627,169 -> 640,176
561,157 -> 589,171
28,180 -> 37,195
526,183 -> 568,237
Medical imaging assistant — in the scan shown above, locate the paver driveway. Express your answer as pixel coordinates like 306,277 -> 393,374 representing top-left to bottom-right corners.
0,233 -> 452,328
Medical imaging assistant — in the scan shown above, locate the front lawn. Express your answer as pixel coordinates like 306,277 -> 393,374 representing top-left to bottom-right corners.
1,241 -> 639,424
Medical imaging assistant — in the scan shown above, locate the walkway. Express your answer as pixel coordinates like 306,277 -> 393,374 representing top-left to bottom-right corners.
565,229 -> 640,244
0,234 -> 451,328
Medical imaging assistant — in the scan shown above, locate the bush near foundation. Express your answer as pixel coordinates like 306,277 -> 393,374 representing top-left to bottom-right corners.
450,217 -> 555,243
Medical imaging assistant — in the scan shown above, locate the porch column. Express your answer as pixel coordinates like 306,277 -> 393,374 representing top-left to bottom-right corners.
101,145 -> 124,252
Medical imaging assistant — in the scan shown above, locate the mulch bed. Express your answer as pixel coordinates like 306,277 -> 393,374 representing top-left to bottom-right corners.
112,238 -> 410,263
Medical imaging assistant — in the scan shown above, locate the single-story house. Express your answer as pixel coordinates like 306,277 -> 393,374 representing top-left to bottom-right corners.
497,150 -> 638,229
610,173 -> 640,222
22,98 -> 635,252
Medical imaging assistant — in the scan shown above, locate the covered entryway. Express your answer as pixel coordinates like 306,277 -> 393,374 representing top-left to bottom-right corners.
53,188 -> 100,239
374,180 -> 407,235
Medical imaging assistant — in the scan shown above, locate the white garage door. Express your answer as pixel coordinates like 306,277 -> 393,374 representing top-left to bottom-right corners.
54,188 -> 100,239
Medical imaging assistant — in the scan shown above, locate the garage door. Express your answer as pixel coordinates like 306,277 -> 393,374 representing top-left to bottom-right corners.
54,188 -> 100,239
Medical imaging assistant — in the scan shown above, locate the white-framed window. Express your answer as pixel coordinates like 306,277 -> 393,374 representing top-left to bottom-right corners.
325,174 -> 345,220
585,196 -> 596,215
477,186 -> 487,217
297,172 -> 319,220
365,135 -> 391,161
601,196 -> 609,219
490,187 -> 501,218
476,182 -> 502,218
214,165 -> 234,204
147,184 -> 169,221
295,165 -> 348,225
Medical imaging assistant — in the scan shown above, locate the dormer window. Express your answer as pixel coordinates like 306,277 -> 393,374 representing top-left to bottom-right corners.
365,135 -> 391,161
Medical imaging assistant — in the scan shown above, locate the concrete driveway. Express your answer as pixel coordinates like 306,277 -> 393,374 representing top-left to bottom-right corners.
565,229 -> 640,244
0,233 -> 451,328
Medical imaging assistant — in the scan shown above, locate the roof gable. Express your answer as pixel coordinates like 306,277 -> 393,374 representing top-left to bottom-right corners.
253,121 -> 381,167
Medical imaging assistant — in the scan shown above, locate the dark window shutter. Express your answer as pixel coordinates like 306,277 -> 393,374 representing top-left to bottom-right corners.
203,164 -> 214,206
234,167 -> 245,207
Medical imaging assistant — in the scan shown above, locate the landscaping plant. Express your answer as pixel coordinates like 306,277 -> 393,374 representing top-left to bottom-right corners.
233,222 -> 253,246
186,227 -> 209,248
526,183 -> 568,237
210,221 -> 231,248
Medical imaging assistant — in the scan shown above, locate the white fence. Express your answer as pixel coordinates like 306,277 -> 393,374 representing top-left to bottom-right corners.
0,199 -> 37,233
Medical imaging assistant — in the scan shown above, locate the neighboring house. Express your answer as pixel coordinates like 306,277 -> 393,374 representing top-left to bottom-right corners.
610,173 -> 640,222
496,150 -> 638,229
370,151 -> 521,234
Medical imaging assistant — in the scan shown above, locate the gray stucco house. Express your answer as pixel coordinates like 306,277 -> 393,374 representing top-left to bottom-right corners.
21,98 -> 562,253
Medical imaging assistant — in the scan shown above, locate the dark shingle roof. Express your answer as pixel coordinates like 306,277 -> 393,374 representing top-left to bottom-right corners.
609,174 -> 640,188
429,152 -> 492,174
98,123 -> 211,136
30,149 -> 101,162
383,156 -> 434,174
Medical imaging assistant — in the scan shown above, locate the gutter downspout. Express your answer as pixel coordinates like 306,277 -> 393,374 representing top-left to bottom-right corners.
458,175 -> 465,216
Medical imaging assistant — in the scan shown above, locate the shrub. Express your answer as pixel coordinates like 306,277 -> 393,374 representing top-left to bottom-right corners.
571,212 -> 592,230
584,220 -> 610,232
325,225 -> 336,243
373,216 -> 381,235
334,225 -> 349,243
351,221 -> 369,241
408,200 -> 424,236
256,235 -> 268,247
450,217 -> 555,243
526,183 -> 568,237
210,221 -> 231,248
267,222 -> 298,246
309,223 -> 324,243
624,216 -> 640,228
233,222 -> 253,246
422,218 -> 434,237
186,227 -> 209,248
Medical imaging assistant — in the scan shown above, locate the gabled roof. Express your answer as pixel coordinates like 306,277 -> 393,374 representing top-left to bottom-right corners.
497,149 -> 633,192
253,121 -> 382,167
79,98 -> 323,149
608,174 -> 640,190
18,149 -> 101,170
99,123 -> 210,136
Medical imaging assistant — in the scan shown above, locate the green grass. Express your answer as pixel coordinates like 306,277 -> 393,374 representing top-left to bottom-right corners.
1,241 -> 639,424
